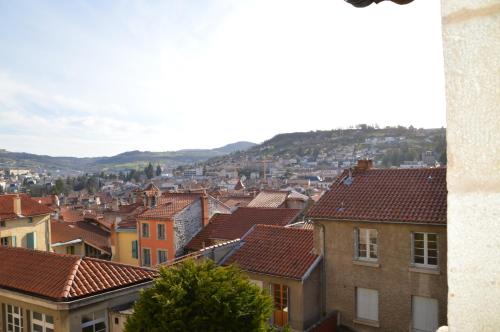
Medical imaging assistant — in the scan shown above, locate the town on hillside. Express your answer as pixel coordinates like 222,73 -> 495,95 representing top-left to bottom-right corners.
0,157 -> 448,331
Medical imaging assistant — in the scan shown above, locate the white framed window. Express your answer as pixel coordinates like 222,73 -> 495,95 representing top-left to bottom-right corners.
31,311 -> 54,332
81,310 -> 106,332
158,249 -> 168,264
355,228 -> 378,261
412,233 -> 438,268
157,224 -> 166,240
356,287 -> 379,323
6,304 -> 23,332
142,223 -> 150,238
142,248 -> 151,266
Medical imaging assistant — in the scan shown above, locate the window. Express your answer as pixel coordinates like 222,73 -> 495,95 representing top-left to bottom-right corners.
66,246 -> 75,255
81,310 -> 106,332
84,244 -> 101,258
6,304 -> 23,332
412,296 -> 439,332
32,311 -> 54,332
355,228 -> 378,260
26,232 -> 36,249
142,248 -> 151,266
131,240 -> 138,259
158,249 -> 167,264
412,233 -> 438,268
142,223 -> 150,238
1,236 -> 16,247
157,224 -> 166,240
271,284 -> 289,327
356,287 -> 379,323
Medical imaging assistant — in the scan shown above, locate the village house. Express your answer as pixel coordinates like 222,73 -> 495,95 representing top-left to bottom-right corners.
137,192 -> 230,266
307,160 -> 447,332
185,207 -> 301,252
223,225 -> 322,332
0,246 -> 157,332
247,190 -> 310,211
0,194 -> 53,251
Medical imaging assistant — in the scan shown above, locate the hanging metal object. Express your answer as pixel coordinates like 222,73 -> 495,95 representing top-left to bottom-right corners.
345,0 -> 414,7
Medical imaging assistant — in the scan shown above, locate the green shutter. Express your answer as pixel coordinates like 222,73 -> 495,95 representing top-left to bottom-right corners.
26,232 -> 35,249
132,240 -> 138,259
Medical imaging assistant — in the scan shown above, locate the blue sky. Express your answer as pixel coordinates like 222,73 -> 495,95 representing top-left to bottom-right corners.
0,0 -> 445,157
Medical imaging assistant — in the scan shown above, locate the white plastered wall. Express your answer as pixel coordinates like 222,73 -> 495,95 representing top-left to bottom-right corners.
441,1 -> 500,331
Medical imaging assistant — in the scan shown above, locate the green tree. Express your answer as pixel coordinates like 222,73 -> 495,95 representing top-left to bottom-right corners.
125,259 -> 273,332
144,162 -> 154,179
53,178 -> 65,195
156,164 -> 162,177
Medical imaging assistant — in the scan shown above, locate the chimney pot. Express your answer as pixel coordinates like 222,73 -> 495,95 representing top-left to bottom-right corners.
356,159 -> 373,171
13,194 -> 22,215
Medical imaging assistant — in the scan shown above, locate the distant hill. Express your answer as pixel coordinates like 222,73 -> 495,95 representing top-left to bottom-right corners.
203,126 -> 446,169
0,141 -> 257,173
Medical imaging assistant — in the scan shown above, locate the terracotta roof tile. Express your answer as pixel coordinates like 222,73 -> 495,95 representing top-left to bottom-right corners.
0,194 -> 53,220
185,207 -> 301,251
51,221 -> 111,252
224,225 -> 319,280
307,167 -> 447,224
138,193 -> 201,220
247,190 -> 289,208
59,206 -> 84,223
0,246 -> 157,301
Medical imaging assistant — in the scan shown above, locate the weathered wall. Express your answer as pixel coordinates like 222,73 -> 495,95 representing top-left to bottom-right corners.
0,215 -> 50,251
115,231 -> 139,266
441,1 -> 500,331
317,220 -> 447,331
174,201 -> 202,256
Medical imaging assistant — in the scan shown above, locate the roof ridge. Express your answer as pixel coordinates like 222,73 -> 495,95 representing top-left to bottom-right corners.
60,257 -> 83,299
82,255 -> 158,272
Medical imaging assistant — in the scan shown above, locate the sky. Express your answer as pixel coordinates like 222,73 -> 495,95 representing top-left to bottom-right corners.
0,0 -> 446,157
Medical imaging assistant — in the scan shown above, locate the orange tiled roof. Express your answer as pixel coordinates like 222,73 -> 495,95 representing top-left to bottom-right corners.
138,193 -> 201,220
51,220 -> 111,252
0,194 -> 53,221
307,167 -> 447,224
59,206 -> 84,223
224,225 -> 319,280
31,195 -> 58,207
185,207 -> 301,251
247,190 -> 289,208
219,196 -> 253,209
0,246 -> 157,301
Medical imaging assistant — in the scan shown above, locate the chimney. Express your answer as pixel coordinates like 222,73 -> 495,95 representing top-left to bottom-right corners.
356,159 -> 373,171
109,217 -> 120,260
200,191 -> 209,227
13,194 -> 21,215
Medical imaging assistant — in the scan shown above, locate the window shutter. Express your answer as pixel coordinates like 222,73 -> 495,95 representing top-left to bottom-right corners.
410,232 -> 415,264
353,228 -> 359,259
132,240 -> 138,259
26,232 -> 35,249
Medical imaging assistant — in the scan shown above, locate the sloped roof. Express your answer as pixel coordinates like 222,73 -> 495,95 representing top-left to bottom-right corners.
0,247 -> 157,301
138,193 -> 200,220
59,206 -> 84,223
185,207 -> 301,251
51,221 -> 110,252
0,194 -> 53,221
307,167 -> 447,224
219,196 -> 254,209
224,225 -> 319,280
247,190 -> 289,208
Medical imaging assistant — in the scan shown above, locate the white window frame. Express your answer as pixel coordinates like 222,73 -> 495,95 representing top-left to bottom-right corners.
157,223 -> 166,240
354,228 -> 378,261
80,310 -> 106,332
411,232 -> 439,268
157,249 -> 168,264
31,311 -> 54,332
141,223 -> 150,238
355,287 -> 379,323
142,248 -> 151,266
6,304 -> 23,332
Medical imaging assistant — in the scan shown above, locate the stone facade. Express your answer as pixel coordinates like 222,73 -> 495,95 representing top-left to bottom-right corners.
314,220 -> 447,331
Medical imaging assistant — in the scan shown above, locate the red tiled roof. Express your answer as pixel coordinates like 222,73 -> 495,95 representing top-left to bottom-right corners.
247,190 -> 289,208
118,202 -> 144,214
31,195 -> 58,207
307,167 -> 447,224
138,193 -> 201,220
219,196 -> 253,209
51,221 -> 111,252
0,194 -> 53,221
185,207 -> 301,251
59,206 -> 84,223
0,246 -> 157,301
224,225 -> 319,280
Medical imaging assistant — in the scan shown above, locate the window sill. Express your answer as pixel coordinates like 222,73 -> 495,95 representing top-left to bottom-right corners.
409,266 -> 440,275
353,318 -> 380,328
353,260 -> 380,268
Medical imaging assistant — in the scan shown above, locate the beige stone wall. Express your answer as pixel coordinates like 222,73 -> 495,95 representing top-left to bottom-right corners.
52,243 -> 84,256
441,1 -> 500,331
316,220 -> 447,331
244,271 -> 321,332
0,215 -> 51,251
